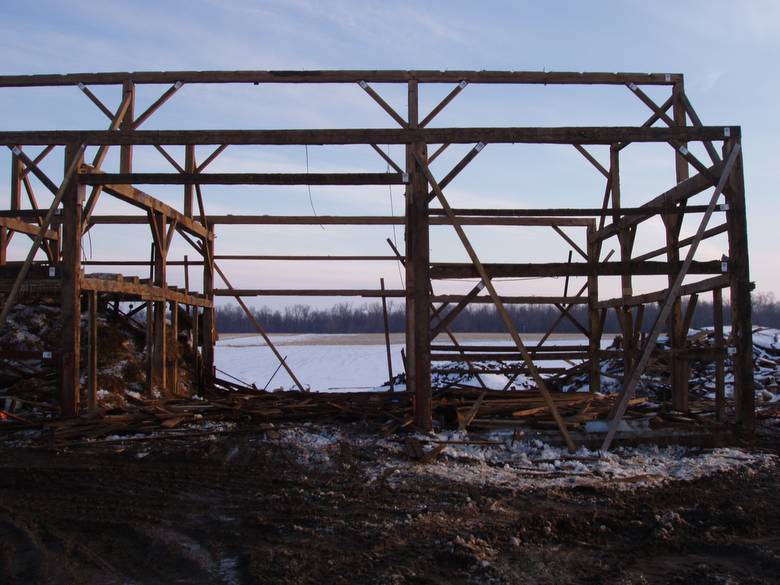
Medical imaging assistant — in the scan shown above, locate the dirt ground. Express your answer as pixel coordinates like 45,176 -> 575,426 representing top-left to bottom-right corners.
1,429 -> 779,585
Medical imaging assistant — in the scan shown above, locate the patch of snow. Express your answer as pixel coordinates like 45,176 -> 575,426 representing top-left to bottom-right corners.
266,424 -> 776,491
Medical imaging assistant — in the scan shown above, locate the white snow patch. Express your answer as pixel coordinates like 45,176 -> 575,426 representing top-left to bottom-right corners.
267,424 -> 776,491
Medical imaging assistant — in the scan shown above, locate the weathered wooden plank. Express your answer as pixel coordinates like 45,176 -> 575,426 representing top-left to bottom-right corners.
430,260 -> 723,279
60,144 -> 85,418
722,141 -> 754,431
0,70 -> 683,87
430,295 -> 588,304
214,254 -> 398,261
177,216 -> 596,226
212,288 -> 405,297
81,277 -> 213,307
87,290 -> 98,412
0,126 -> 737,146
0,217 -> 58,239
79,172 -> 407,186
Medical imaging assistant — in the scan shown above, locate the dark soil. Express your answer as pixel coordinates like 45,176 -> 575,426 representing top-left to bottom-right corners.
0,431 -> 778,585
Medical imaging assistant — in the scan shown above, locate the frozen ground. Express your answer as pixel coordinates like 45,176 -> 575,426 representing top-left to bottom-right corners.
276,423 -> 777,491
215,333 -> 615,391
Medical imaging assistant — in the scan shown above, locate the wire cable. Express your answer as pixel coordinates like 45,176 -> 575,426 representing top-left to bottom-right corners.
386,145 -> 405,287
304,145 -> 325,230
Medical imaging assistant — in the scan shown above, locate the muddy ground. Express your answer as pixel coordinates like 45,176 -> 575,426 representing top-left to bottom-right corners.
1,430 -> 779,585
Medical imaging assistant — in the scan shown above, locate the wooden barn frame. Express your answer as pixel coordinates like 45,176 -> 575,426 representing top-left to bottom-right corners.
0,70 -> 753,451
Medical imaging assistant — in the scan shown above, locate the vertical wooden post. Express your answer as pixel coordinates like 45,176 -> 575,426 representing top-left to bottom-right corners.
119,80 -> 135,173
184,145 -> 195,218
586,224 -> 601,392
404,80 -> 432,431
192,305 -> 201,384
201,229 -> 215,382
60,143 -> 84,417
668,80 -> 690,411
10,149 -> 21,211
722,139 -> 754,432
152,213 -> 167,392
87,290 -> 98,412
712,287 -> 726,421
169,300 -> 179,394
380,278 -> 394,391
612,145 -> 634,382
2,149 -> 23,265
145,244 -> 154,394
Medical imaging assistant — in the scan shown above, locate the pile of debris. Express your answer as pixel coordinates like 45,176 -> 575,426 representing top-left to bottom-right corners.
0,300 -> 195,419
558,326 -> 780,407
0,382 -> 731,451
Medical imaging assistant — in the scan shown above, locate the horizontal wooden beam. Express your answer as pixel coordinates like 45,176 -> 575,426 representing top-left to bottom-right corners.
0,70 -> 683,87
81,277 -> 213,307
0,212 -> 592,228
0,216 -> 58,239
436,204 -> 717,218
213,288 -> 406,297
79,172 -> 407,186
85,215 -> 593,226
595,275 -> 730,309
431,351 -> 620,361
430,260 -> 724,279
431,344 -> 591,352
429,295 -> 589,304
81,259 -> 205,266
0,126 -> 737,146
213,254 -> 398,261
432,367 -> 566,375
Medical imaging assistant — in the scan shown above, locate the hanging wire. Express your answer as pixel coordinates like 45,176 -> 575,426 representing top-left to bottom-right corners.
80,230 -> 93,262
386,145 -> 405,287
304,145 -> 325,230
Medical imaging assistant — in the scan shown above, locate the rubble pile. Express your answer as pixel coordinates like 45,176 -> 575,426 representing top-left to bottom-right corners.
559,327 -> 780,407
0,301 -> 194,419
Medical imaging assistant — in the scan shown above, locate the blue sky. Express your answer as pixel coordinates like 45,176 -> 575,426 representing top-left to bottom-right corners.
0,0 -> 777,308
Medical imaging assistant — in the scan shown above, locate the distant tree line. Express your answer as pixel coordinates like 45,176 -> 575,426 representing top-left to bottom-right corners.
215,292 -> 780,334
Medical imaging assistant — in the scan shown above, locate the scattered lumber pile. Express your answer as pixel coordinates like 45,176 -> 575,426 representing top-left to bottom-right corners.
0,381 -> 726,449
433,385 -> 723,431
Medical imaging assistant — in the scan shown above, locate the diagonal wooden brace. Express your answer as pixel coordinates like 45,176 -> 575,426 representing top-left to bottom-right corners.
414,151 -> 577,452
600,143 -> 742,452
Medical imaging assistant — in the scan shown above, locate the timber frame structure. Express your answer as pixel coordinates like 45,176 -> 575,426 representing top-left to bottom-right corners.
0,70 -> 753,450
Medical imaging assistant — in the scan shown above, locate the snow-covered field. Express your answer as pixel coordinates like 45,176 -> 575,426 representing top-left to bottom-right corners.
215,333 -> 615,392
